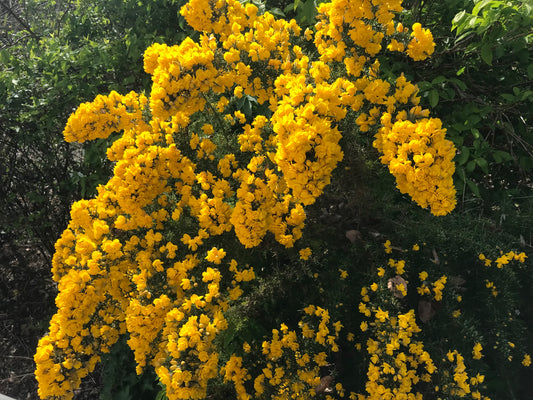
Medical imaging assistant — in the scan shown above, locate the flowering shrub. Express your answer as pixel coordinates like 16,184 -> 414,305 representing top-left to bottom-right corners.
350,241 -> 530,400
34,0 -> 533,399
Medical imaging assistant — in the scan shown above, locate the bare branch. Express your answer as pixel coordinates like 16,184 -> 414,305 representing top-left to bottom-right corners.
0,0 -> 40,41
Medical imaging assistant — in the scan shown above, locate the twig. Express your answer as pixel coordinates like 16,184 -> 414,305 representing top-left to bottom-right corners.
0,355 -> 34,361
0,0 -> 40,41
0,373 -> 35,383
55,0 -> 73,37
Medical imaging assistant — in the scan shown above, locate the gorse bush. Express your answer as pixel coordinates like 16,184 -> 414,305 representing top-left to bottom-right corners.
33,0 -> 531,399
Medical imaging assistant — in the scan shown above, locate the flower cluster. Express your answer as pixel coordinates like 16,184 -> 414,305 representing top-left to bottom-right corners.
221,306 -> 342,400
352,241 -> 499,400
479,250 -> 527,268
35,0 -> 459,398
354,246 -> 435,399
417,273 -> 447,301
358,307 -> 436,400
441,350 -> 486,398
62,91 -> 148,143
373,115 -> 457,216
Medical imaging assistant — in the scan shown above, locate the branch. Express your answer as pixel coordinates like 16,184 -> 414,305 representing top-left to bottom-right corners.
0,0 -> 40,41
55,0 -> 74,37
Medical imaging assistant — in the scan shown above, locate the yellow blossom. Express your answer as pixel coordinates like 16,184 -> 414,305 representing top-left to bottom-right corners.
205,247 -> 226,264
299,247 -> 312,260
472,343 -> 483,359
522,354 -> 531,367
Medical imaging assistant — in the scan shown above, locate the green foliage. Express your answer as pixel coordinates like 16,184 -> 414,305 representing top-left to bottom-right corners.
299,160 -> 533,398
285,0 -> 319,25
0,0 -> 190,259
400,0 -> 533,207
100,336 -> 162,400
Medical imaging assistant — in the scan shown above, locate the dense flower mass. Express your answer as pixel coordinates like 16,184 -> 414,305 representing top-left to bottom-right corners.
374,115 -> 456,215
34,0 -> 461,399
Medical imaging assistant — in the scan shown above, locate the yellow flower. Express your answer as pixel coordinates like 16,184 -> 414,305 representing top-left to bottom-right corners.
472,343 -> 483,359
205,247 -> 226,264
522,354 -> 531,367
299,247 -> 312,260
375,307 -> 389,323
496,254 -> 510,268
358,302 -> 371,317
243,342 -> 251,353
406,23 -> 435,61
515,252 -> 527,262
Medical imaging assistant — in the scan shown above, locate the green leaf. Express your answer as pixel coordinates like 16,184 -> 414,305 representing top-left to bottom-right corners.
528,63 -> 533,79
472,0 -> 494,16
475,158 -> 489,174
457,167 -> 466,181
429,89 -> 439,108
283,2 -> 295,13
444,87 -> 456,100
452,122 -> 469,132
452,10 -> 468,32
500,93 -> 515,102
480,44 -> 493,65
451,134 -> 464,147
155,389 -> 167,400
466,160 -> 476,172
519,156 -> 533,171
456,147 -> 470,166
243,98 -> 252,116
467,179 -> 481,197
431,75 -> 447,85
492,150 -> 512,163
293,0 -> 300,11
301,0 -> 317,22
465,114 -> 481,128
416,81 -> 432,92
0,49 -> 11,64
520,90 -> 533,101
269,7 -> 286,17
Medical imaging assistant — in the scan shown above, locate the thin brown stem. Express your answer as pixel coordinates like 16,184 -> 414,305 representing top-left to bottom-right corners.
0,0 -> 40,41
